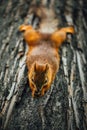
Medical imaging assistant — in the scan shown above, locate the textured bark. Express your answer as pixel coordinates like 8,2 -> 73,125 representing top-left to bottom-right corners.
0,0 -> 87,130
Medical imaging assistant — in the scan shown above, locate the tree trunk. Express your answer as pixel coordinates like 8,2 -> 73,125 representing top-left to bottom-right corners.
0,0 -> 87,130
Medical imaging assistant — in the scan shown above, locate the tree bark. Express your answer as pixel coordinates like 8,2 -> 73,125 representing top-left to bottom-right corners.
0,0 -> 87,130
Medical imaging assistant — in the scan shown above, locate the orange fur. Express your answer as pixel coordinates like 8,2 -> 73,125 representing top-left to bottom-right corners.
19,24 -> 74,97
19,24 -> 41,46
51,26 -> 75,47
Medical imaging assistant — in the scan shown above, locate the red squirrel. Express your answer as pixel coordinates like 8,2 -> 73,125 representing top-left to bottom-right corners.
19,7 -> 74,97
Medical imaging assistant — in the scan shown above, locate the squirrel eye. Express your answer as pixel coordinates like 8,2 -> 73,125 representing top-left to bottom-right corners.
31,77 -> 34,82
44,78 -> 48,84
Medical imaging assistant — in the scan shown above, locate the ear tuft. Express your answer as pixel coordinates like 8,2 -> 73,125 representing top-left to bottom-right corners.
46,63 -> 49,70
34,62 -> 48,72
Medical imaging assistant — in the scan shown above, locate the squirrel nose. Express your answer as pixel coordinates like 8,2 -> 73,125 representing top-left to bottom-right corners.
34,91 -> 41,97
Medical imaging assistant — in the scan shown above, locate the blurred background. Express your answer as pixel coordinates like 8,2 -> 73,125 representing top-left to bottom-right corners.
0,0 -> 87,130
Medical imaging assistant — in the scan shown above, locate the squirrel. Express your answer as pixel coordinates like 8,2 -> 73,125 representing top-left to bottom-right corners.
19,6 -> 75,97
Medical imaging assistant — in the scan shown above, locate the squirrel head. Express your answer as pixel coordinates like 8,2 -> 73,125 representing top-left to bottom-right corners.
29,62 -> 52,97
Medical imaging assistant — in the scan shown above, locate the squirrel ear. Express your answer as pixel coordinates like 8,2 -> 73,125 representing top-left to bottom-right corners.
34,62 -> 48,72
19,24 -> 33,32
51,26 -> 75,47
46,64 -> 49,70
